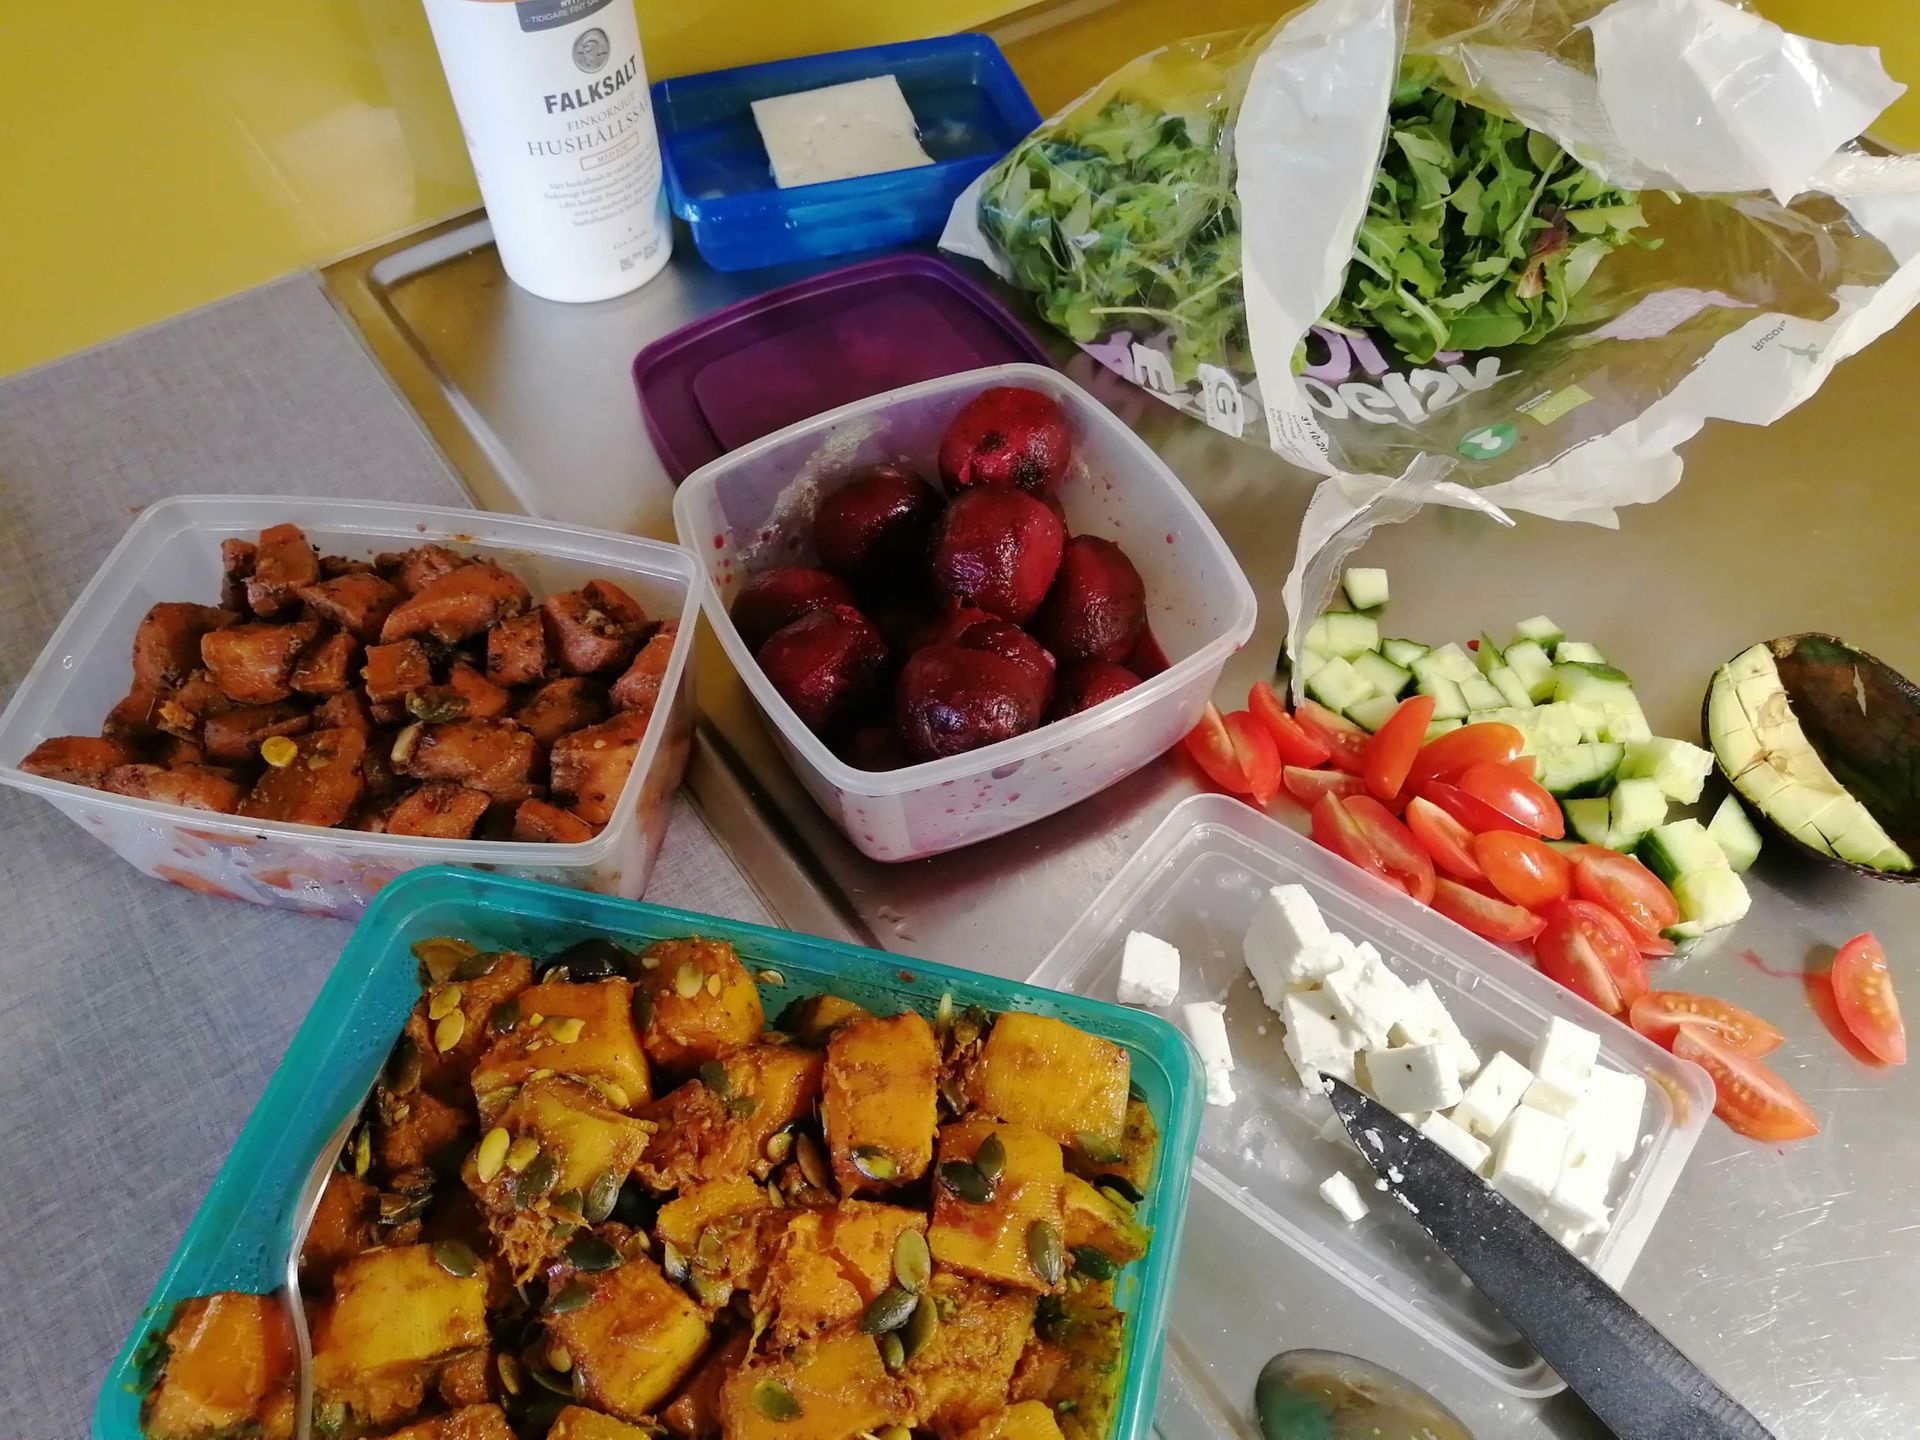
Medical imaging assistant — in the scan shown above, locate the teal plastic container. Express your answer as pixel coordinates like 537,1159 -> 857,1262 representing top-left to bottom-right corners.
95,866 -> 1202,1440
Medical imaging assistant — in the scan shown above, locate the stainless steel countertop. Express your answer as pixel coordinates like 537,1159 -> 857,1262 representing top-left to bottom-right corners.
326,200 -> 1920,1436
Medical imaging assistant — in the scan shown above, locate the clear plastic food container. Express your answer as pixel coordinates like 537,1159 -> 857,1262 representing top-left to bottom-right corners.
672,365 -> 1258,862
0,497 -> 699,919
1030,795 -> 1716,1397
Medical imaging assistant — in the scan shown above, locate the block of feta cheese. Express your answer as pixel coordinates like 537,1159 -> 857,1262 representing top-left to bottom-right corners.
1453,1052 -> 1535,1139
1544,1145 -> 1615,1241
1390,979 -> 1481,1080
1281,990 -> 1359,1088
1243,884 -> 1338,1007
1361,1042 -> 1464,1116
751,75 -> 935,189
1320,952 -> 1413,1050
1117,930 -> 1182,1007
1181,1001 -> 1236,1106
1318,1171 -> 1371,1224
1491,1105 -> 1572,1206
1526,1017 -> 1600,1118
1417,1111 -> 1493,1174
1568,1066 -> 1647,1165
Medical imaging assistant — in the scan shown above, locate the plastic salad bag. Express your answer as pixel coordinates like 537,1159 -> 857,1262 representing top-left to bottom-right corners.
941,0 -> 1920,657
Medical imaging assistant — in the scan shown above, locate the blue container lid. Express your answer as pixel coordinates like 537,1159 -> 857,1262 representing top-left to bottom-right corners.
652,34 -> 1041,272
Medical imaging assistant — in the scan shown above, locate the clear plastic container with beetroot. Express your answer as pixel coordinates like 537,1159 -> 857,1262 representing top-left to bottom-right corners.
672,364 -> 1256,862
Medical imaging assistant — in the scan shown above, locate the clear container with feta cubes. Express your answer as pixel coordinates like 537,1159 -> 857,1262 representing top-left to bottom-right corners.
1031,794 -> 1715,1398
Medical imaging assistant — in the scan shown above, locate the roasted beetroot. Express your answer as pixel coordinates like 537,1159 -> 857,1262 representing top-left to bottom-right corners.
730,566 -> 856,653
1031,535 -> 1147,664
936,386 -> 1073,494
928,488 -> 1064,625
812,465 -> 944,595
756,605 -> 889,737
895,624 -> 1055,762
1051,660 -> 1141,718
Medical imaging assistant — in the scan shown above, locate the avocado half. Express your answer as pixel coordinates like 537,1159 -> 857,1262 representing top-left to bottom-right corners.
1702,635 -> 1919,881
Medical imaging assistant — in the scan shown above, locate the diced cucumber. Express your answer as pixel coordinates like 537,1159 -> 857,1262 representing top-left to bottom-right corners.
1346,694 -> 1402,733
1351,650 -> 1412,700
1343,568 -> 1391,611
1381,638 -> 1429,668
1424,718 -> 1464,741
1514,615 -> 1565,650
1474,633 -> 1504,677
1459,674 -> 1505,712
1619,737 -> 1714,804
1706,794 -> 1764,874
1413,643 -> 1479,686
1303,619 -> 1332,658
1563,701 -> 1606,742
1309,611 -> 1381,660
1487,665 -> 1534,711
1554,641 -> 1608,665
1295,649 -> 1329,686
1551,661 -> 1634,706
1669,867 -> 1752,935
1527,704 -> 1585,751
1502,640 -> 1556,701
1307,655 -> 1376,713
1565,797 -> 1615,848
1607,777 -> 1668,847
1534,743 -> 1625,798
1419,674 -> 1469,721
1596,700 -> 1653,746
1637,818 -> 1729,886
1467,707 -> 1537,751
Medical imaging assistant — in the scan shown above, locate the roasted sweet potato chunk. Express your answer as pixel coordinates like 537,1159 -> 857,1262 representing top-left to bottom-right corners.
404,950 -> 536,1099
445,662 -> 511,719
632,938 -> 764,1074
611,622 -> 679,712
956,1399 -> 1066,1440
299,1171 -> 377,1292
551,1407 -> 665,1440
377,1403 -> 515,1440
902,1274 -> 1038,1439
154,670 -> 239,741
311,1244 -> 487,1417
660,1333 -> 751,1440
220,538 -> 257,612
927,1121 -> 1066,1293
201,620 -> 320,705
245,523 -> 320,616
758,1202 -> 927,1347
968,1014 -> 1129,1150
238,728 -> 365,826
512,797 -> 596,843
381,543 -> 466,597
382,562 -> 531,645
297,572 -> 400,641
140,1292 -> 296,1440
401,719 -> 537,802
718,1329 -> 907,1440
314,689 -> 372,738
516,677 -> 609,747
291,630 -> 358,697
384,783 -> 491,839
636,1044 -> 822,1192
822,1011 -> 938,1195
486,610 -> 548,687
546,1258 -> 710,1422
199,702 -> 311,763
470,978 -> 651,1110
542,580 -> 655,675
103,763 -> 244,813
653,1177 -> 775,1258
550,710 -> 651,824
19,735 -> 134,787
375,1086 -> 473,1175
362,639 -> 433,706
106,602 -> 237,736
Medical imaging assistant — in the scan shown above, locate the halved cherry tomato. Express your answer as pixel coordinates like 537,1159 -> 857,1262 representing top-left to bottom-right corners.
1294,700 -> 1370,776
1456,761 -> 1564,839
1184,704 -> 1281,806
1630,991 -> 1784,1056
1309,792 -> 1392,885
1343,795 -> 1437,905
1532,899 -> 1649,1014
1406,721 -> 1527,790
1832,932 -> 1906,1066
1249,681 -> 1333,767
1417,779 -> 1532,836
1362,694 -> 1436,802
1471,831 -> 1573,911
1404,796 -> 1485,883
1283,766 -> 1365,807
1674,1023 -> 1821,1142
1430,878 -> 1546,944
1572,849 -> 1680,954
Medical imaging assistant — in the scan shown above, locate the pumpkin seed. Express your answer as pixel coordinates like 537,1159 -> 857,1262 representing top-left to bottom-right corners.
412,935 -> 476,984
351,1126 -> 372,1178
859,1284 -> 917,1334
726,1094 -> 760,1119
505,1135 -> 540,1173
545,1016 -> 585,1045
935,991 -> 954,1038
512,1153 -> 557,1208
406,687 -> 468,724
630,989 -> 655,1031
1027,1220 -> 1064,1286
587,1078 -> 630,1110
453,950 -> 501,982
547,1279 -> 592,1315
1096,1184 -> 1137,1216
1071,1245 -> 1118,1281
1075,1131 -> 1124,1165
877,1331 -> 906,1374
527,1363 -> 574,1397
900,1293 -> 937,1362
796,1133 -> 831,1191
428,983 -> 465,1021
583,1170 -> 621,1224
434,1009 -> 467,1053
390,721 -> 424,768
546,1344 -> 572,1374
496,1354 -> 523,1396
937,1161 -> 992,1204
1100,1174 -> 1145,1205
661,1240 -> 689,1282
892,1228 -> 932,1292
937,1076 -> 967,1119
640,953 -> 661,971
766,1180 -> 786,1207
550,1190 -> 585,1222
750,1378 -> 801,1422
387,1042 -> 422,1095
851,1146 -> 898,1182
314,1400 -> 348,1438
696,1227 -> 723,1265
675,961 -> 705,999
689,1273 -> 733,1309
973,1133 -> 1007,1183
565,1233 -> 621,1272
764,1130 -> 794,1165
431,1237 -> 479,1277
706,973 -> 724,997
756,969 -> 785,986
490,997 -> 521,1034
472,1127 -> 510,1183
698,1060 -> 732,1096
878,1427 -> 913,1440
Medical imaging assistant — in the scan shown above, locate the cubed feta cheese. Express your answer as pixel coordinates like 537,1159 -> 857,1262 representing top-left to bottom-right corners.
1453,1051 -> 1535,1138
1417,1111 -> 1493,1174
1243,885 -> 1336,1007
1280,990 -> 1358,1089
1321,954 -> 1413,1049
1491,1105 -> 1572,1205
1117,931 -> 1182,1007
1544,1145 -> 1615,1241
1181,1001 -> 1236,1107
751,76 -> 935,189
1568,1066 -> 1647,1165
1318,1171 -> 1371,1224
1361,1042 -> 1464,1115
1527,1017 -> 1600,1117
1390,979 -> 1482,1079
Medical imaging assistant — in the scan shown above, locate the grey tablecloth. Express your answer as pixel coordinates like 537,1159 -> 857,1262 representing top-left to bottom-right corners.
0,276 -> 767,1439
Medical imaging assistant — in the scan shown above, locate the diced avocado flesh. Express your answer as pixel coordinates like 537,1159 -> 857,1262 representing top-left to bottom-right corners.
1308,611 -> 1381,660
1514,616 -> 1565,649
1381,638 -> 1429,668
1620,737 -> 1715,804
1307,655 -> 1375,713
1346,693 -> 1402,733
1637,818 -> 1726,886
1343,567 -> 1390,611
1351,650 -> 1412,701
1707,794 -> 1764,874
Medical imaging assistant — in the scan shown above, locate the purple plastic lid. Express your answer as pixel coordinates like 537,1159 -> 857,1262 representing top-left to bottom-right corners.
633,254 -> 1053,482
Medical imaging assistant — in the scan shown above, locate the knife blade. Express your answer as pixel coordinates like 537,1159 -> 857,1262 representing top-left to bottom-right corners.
1326,1077 -> 1777,1440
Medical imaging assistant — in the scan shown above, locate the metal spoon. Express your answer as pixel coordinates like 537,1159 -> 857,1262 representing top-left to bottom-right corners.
1255,1350 -> 1474,1440
287,1106 -> 366,1440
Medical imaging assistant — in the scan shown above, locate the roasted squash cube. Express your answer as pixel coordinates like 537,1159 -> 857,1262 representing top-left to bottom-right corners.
300,1171 -> 378,1291
660,1332 -> 750,1440
777,993 -> 871,1046
140,1292 -> 295,1440
498,1076 -> 653,1198
957,1400 -> 1067,1440
550,1405 -> 670,1440
717,1329 -> 908,1440
636,1044 -> 823,1192
471,978 -> 651,1111
1060,1175 -> 1148,1265
758,1201 -> 927,1347
1065,1096 -> 1156,1197
1021,1297 -> 1122,1440
900,1274 -> 1037,1439
968,1014 -> 1129,1149
633,937 -> 763,1074
374,1403 -> 515,1440
928,1121 -> 1066,1293
311,1244 -> 487,1412
546,1257 -> 710,1422
822,1011 -> 937,1195
375,1086 -> 473,1176
654,1177 -> 775,1256
402,951 -> 535,1101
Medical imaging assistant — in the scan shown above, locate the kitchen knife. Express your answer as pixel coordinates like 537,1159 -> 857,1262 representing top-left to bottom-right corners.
1326,1077 -> 1777,1440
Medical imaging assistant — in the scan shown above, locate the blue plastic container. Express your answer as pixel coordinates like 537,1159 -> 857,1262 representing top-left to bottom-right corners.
652,35 -> 1040,271
95,866 -> 1201,1440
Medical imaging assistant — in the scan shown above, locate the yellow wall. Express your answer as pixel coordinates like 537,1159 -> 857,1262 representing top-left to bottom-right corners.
0,0 -> 1913,378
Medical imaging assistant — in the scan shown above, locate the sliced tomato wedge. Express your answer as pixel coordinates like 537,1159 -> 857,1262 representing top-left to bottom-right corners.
1343,795 -> 1437,905
1404,796 -> 1485,883
1283,766 -> 1365,807
1417,779 -> 1533,836
1472,831 -> 1573,911
1832,932 -> 1906,1066
1430,878 -> 1546,944
1184,704 -> 1281,805
1249,681 -> 1333,768
1456,761 -> 1564,840
1630,991 -> 1784,1056
1309,792 -> 1392,885
1406,721 -> 1527,791
1572,850 -> 1680,953
1674,1022 -> 1821,1142
1362,694 -> 1436,803
1532,898 -> 1649,1015
1294,700 -> 1370,776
